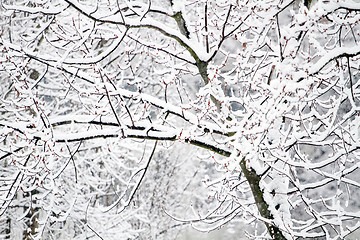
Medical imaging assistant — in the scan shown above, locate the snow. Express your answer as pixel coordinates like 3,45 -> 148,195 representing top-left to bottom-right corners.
309,46 -> 360,75
2,0 -> 360,239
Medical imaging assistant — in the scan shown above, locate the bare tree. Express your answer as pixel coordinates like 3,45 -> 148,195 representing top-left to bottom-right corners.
1,0 -> 360,239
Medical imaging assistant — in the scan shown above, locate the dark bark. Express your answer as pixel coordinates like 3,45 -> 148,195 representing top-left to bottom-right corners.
23,190 -> 39,240
239,158 -> 287,240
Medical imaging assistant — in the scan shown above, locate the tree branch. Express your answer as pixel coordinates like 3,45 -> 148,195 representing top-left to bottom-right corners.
239,158 -> 287,240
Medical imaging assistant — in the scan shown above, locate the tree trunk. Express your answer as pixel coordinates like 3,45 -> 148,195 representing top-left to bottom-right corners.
239,158 -> 287,240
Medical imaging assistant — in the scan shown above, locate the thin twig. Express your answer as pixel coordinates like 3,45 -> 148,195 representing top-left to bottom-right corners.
119,140 -> 158,212
65,142 -> 82,183
205,1 -> 209,53
99,71 -> 125,137
276,14 -> 284,62
347,57 -> 355,102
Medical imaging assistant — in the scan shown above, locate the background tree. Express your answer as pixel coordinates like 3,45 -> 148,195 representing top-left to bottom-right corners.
1,0 -> 360,239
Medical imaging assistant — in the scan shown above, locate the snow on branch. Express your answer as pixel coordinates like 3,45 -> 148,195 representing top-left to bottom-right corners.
309,46 -> 360,76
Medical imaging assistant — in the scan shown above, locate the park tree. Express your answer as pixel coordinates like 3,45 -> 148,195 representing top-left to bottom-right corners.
1,0 -> 360,239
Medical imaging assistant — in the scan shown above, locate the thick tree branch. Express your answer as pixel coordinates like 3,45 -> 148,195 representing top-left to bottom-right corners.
62,0 -> 213,86
239,158 -> 287,240
54,129 -> 231,157
0,120 -> 231,157
297,46 -> 360,82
